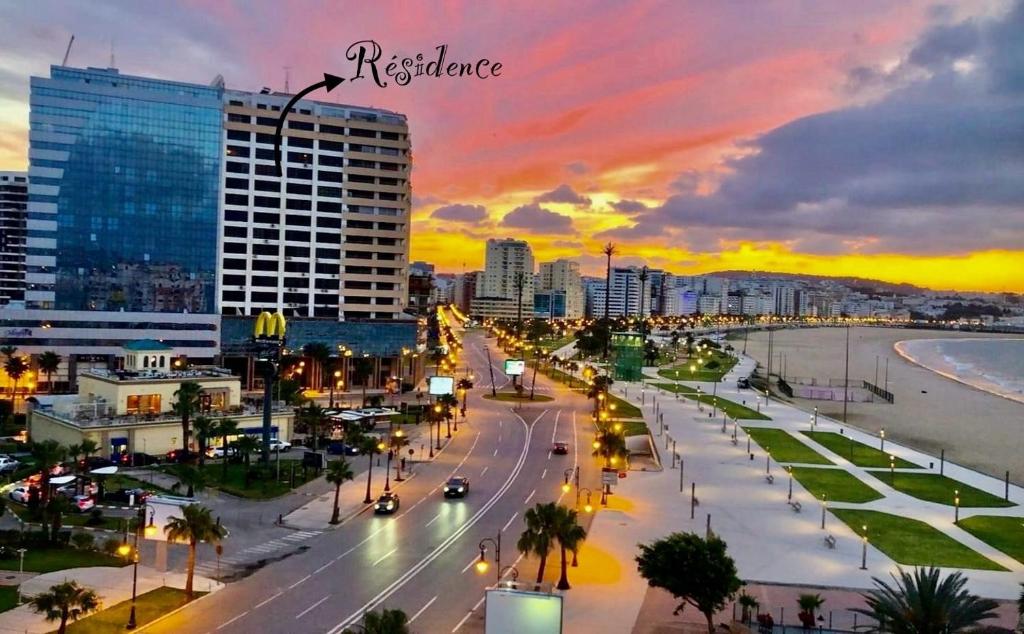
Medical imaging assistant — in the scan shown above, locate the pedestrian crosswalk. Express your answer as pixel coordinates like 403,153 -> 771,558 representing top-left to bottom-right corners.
194,529 -> 322,579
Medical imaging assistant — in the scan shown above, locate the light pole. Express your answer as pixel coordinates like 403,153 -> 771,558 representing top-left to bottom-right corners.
330,370 -> 341,408
120,506 -> 157,629
562,468 -> 575,495
476,535 -> 502,582
813,406 -> 818,428
860,525 -> 868,570
889,455 -> 895,485
765,447 -> 771,475
954,490 -> 960,524
382,442 -> 392,492
820,494 -> 827,530
579,488 -> 594,514
880,427 -> 886,452
787,466 -> 793,501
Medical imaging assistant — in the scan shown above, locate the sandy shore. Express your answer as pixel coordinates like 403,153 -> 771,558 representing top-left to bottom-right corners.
739,327 -> 1024,484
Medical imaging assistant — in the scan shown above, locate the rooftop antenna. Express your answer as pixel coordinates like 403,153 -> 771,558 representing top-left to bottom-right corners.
109,38 -> 116,68
284,66 -> 291,93
61,35 -> 75,66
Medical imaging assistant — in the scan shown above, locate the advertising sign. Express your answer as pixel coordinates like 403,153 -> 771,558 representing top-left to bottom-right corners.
485,587 -> 562,634
504,359 -> 526,376
601,467 -> 618,486
428,375 -> 455,396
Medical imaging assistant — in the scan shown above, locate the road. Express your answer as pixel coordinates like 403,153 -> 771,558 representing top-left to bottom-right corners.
149,325 -> 601,634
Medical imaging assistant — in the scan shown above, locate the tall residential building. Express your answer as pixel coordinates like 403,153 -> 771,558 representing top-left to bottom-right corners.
583,276 -> 605,317
474,239 -> 534,319
26,66 -> 223,313
0,172 -> 28,305
219,90 -> 410,319
607,267 -> 641,318
538,259 -> 584,319
453,271 -> 480,315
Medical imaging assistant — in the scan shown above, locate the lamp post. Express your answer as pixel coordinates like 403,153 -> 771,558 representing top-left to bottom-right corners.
820,494 -> 827,530
954,490 -> 960,524
120,506 -> 157,629
765,447 -> 771,475
476,535 -> 501,582
498,565 -> 520,585
860,525 -> 868,570
562,468 -> 575,495
787,466 -> 793,502
879,427 -> 886,452
382,442 -> 392,492
330,370 -> 342,408
813,406 -> 818,428
889,455 -> 895,485
579,488 -> 594,514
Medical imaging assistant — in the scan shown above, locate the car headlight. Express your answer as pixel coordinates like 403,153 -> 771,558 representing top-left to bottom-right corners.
386,502 -> 394,510
457,487 -> 464,492
443,486 -> 450,492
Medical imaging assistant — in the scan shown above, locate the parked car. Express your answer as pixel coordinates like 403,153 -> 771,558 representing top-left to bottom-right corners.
119,452 -> 161,467
737,378 -> 750,389
552,441 -> 569,455
443,476 -> 470,498
269,439 -> 292,452
71,495 -> 95,513
374,492 -> 400,514
55,483 -> 78,499
206,446 -> 237,459
0,456 -> 20,473
327,442 -> 361,456
106,488 -> 152,505
79,456 -> 116,472
7,486 -> 30,503
165,449 -> 199,464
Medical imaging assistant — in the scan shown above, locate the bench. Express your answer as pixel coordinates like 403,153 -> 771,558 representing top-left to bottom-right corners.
824,534 -> 837,549
765,474 -> 775,484
789,501 -> 802,513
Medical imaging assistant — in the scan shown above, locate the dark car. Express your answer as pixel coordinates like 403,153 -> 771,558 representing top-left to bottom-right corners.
374,492 -> 400,514
327,442 -> 361,456
552,442 -> 569,455
105,488 -> 152,505
119,452 -> 161,467
737,378 -> 750,389
443,476 -> 470,498
78,456 -> 115,471
165,449 -> 199,464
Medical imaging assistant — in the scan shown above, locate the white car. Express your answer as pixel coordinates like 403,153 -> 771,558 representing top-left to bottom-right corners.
269,440 -> 292,452
206,446 -> 237,459
0,456 -> 19,473
8,486 -> 30,503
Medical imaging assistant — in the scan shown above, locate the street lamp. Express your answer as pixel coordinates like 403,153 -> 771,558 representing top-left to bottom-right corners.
889,455 -> 896,485
880,427 -> 886,452
820,493 -> 827,530
330,370 -> 342,408
860,525 -> 868,570
476,535 -> 501,582
579,488 -> 594,514
954,489 -> 960,524
121,505 -> 154,629
562,468 -> 574,494
787,466 -> 793,502
498,565 -> 519,585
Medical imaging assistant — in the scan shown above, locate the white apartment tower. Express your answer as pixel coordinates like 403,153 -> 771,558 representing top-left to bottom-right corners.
538,259 -> 584,319
477,239 -> 534,318
218,90 -> 411,320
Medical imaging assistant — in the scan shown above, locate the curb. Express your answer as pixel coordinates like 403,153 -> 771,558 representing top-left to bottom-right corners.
136,584 -> 223,632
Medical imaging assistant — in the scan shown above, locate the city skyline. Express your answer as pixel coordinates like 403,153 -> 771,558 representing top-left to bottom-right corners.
1,1 -> 1022,293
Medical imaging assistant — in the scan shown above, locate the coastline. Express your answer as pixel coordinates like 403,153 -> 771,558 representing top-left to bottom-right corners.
894,338 -> 1024,407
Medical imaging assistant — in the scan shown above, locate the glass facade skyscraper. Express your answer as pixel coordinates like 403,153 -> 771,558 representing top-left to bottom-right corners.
26,66 -> 223,313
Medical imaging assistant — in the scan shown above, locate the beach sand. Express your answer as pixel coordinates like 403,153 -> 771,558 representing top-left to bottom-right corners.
739,327 -> 1024,484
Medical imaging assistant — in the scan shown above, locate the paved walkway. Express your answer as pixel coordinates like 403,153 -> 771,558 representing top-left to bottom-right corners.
561,352 -> 1024,634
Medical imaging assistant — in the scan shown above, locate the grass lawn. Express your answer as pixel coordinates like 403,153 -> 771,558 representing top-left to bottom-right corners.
0,547 -> 125,573
658,352 -> 738,382
618,421 -> 649,437
165,462 -> 317,500
863,472 -> 1015,508
831,509 -> 1006,571
653,383 -> 770,420
106,473 -> 176,495
607,394 -> 642,419
482,392 -> 555,403
789,467 -> 883,503
0,586 -> 18,613
64,586 -> 203,633
957,515 -> 1024,565
744,428 -> 833,465
801,431 -> 920,469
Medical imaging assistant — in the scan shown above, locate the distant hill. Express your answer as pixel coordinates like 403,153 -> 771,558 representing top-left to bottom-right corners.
708,270 -> 927,295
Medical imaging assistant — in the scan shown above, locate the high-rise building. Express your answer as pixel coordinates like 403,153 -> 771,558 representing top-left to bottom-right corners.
583,277 -> 605,317
218,90 -> 410,319
0,172 -> 28,306
474,239 -> 534,319
538,259 -> 584,319
454,271 -> 480,315
607,267 -> 641,318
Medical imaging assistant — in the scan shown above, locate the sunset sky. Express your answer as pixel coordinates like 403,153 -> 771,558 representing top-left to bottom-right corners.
1,1 -> 1022,292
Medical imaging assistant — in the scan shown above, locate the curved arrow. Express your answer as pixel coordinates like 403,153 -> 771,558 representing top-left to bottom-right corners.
273,73 -> 344,177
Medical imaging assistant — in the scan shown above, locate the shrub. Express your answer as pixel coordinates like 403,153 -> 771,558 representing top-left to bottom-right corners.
84,509 -> 104,527
102,537 -> 122,555
70,533 -> 95,550
705,360 -> 720,370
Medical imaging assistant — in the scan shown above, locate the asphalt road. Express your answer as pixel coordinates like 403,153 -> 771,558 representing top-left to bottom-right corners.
149,326 -> 602,634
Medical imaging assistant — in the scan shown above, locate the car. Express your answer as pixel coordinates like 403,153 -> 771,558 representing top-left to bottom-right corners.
206,446 -> 237,459
106,488 -> 152,504
0,456 -> 20,473
79,456 -> 116,472
443,476 -> 470,498
269,439 -> 292,452
71,495 -> 95,513
737,378 -> 750,389
119,452 -> 161,467
56,483 -> 78,499
165,449 -> 199,464
552,442 -> 569,455
373,492 -> 400,514
327,442 -> 361,456
7,486 -> 30,503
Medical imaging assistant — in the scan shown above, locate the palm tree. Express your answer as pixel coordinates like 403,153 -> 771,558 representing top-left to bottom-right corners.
215,418 -> 239,481
342,608 -> 409,634
43,495 -> 71,541
192,416 -> 216,468
299,402 -> 326,450
593,429 -> 628,468
553,505 -> 586,590
797,593 -> 825,628
456,377 -> 473,413
233,435 -> 260,469
172,381 -> 204,454
355,432 -> 382,504
29,580 -> 101,634
352,357 -> 375,407
30,440 -> 66,505
37,351 -> 62,393
3,355 -> 29,401
164,504 -> 227,600
79,438 -> 98,460
566,361 -> 580,388
326,458 -> 355,524
853,567 -> 998,633
517,502 -> 559,588
176,465 -> 207,498
738,592 -> 759,623
0,345 -> 15,360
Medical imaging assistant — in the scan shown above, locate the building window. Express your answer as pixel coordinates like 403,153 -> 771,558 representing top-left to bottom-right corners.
126,394 -> 161,414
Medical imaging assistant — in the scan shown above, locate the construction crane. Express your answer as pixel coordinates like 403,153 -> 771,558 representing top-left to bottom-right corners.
61,35 -> 75,66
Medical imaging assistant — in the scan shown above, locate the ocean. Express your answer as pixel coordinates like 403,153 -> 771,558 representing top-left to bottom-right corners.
895,338 -> 1024,405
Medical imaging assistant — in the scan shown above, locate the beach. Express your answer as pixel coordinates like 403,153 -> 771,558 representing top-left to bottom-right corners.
739,327 -> 1024,484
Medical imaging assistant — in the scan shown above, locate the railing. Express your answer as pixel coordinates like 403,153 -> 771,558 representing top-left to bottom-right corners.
37,404 -> 293,429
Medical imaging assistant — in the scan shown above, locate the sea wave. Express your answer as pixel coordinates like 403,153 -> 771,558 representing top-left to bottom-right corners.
894,338 -> 1024,406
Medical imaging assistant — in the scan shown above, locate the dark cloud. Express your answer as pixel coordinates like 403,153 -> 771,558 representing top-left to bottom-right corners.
500,203 -> 574,232
565,161 -> 589,175
668,170 -> 700,194
609,199 -> 647,214
430,203 -> 488,224
413,194 -> 448,209
534,183 -> 592,207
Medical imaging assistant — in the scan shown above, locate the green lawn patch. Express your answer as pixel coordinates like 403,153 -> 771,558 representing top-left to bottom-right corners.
790,467 -> 883,503
864,472 -> 1015,508
658,352 -> 737,382
0,547 -> 125,574
801,431 -> 920,468
618,421 -> 649,437
607,394 -> 642,419
744,428 -> 832,465
482,392 -> 555,403
957,515 -> 1024,565
64,586 -> 203,633
164,462 -> 317,500
0,586 -> 19,613
106,473 -> 176,495
654,383 -> 770,420
831,509 -> 1006,571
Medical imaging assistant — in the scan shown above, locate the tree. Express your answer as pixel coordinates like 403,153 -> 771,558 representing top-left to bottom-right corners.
566,361 -> 580,388
738,592 -> 759,623
355,432 -> 382,504
644,339 -> 659,366
517,502 -> 560,588
298,402 -> 326,450
30,440 -> 66,505
192,416 -> 216,468
636,532 -> 742,634
797,593 -> 825,628
176,465 -> 207,498
685,332 -> 695,356
852,567 -> 999,633
38,351 -> 62,393
215,418 -> 239,481
342,608 -> 410,634
3,355 -> 29,400
164,504 -> 227,600
172,381 -> 204,454
592,429 -> 628,468
326,458 -> 355,524
352,357 -> 375,406
553,506 -> 586,590
44,495 -> 71,542
29,581 -> 101,634
233,435 -> 260,469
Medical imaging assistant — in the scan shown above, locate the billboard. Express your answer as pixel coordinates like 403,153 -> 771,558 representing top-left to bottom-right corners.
504,359 -> 526,376
428,375 -> 455,396
485,587 -> 562,634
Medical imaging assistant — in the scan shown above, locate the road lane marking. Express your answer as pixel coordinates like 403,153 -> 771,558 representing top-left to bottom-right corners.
327,410 -> 544,634
254,591 -> 281,609
480,466 -> 489,476
452,611 -> 474,632
372,547 -> 398,567
409,595 -> 438,624
425,511 -> 443,527
492,448 -> 498,457
313,561 -> 334,575
295,595 -> 330,619
502,512 -> 518,532
551,409 -> 561,442
288,575 -> 310,589
217,611 -> 249,630
461,555 -> 479,573
473,595 -> 486,610
524,489 -> 536,504
541,468 -> 547,479
547,451 -> 552,460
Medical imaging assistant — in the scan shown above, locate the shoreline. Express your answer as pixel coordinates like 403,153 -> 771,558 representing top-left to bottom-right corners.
894,337 -> 1024,407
